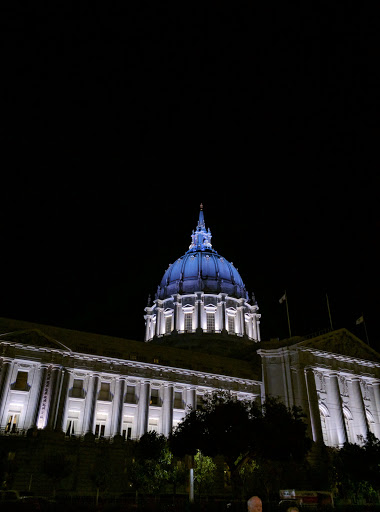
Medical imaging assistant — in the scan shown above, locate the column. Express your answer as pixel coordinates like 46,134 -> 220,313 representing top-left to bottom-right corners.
55,369 -> 71,432
304,368 -> 323,444
367,383 -> 380,439
137,380 -> 150,438
30,365 -> 48,429
186,387 -> 196,411
83,374 -> 99,434
348,378 -> 368,442
46,366 -> 62,430
326,373 -> 346,447
0,359 -> 13,426
256,316 -> 261,342
111,378 -> 126,437
162,384 -> 174,436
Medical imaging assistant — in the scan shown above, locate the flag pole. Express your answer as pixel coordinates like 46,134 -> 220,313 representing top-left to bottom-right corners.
362,313 -> 370,346
326,293 -> 333,330
285,292 -> 291,338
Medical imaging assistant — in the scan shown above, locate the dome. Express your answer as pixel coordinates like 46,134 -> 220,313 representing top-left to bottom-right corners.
156,206 -> 249,300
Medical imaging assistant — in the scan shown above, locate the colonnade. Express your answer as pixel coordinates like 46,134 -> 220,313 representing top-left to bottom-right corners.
145,293 -> 261,342
297,367 -> 380,447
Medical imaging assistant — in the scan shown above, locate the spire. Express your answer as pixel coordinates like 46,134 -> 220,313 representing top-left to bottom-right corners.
198,203 -> 205,228
188,204 -> 213,252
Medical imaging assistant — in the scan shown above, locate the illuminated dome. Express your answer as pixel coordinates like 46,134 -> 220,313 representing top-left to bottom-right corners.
145,205 -> 260,343
156,206 -> 248,300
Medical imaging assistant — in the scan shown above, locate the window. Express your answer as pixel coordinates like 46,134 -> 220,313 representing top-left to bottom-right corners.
228,316 -> 235,334
5,413 -> 19,433
122,416 -> 134,440
150,388 -> 160,406
184,313 -> 192,332
165,316 -> 172,334
71,379 -> 84,398
95,413 -> 107,438
98,382 -> 111,401
65,411 -> 79,436
148,418 -> 159,433
174,391 -> 184,409
206,313 -> 215,332
125,385 -> 136,404
13,371 -> 29,391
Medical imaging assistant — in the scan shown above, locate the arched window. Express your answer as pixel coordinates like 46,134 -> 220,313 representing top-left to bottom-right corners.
342,406 -> 353,443
319,403 -> 330,446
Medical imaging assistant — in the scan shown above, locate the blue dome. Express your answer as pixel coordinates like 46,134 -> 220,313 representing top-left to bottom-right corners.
156,207 -> 248,300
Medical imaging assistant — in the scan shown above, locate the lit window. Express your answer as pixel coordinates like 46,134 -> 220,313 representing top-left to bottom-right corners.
150,388 -> 160,406
95,413 -> 107,438
206,313 -> 215,332
122,416 -> 134,440
165,316 -> 172,334
184,313 -> 192,332
5,413 -> 19,434
228,316 -> 235,334
148,418 -> 159,432
66,411 -> 79,436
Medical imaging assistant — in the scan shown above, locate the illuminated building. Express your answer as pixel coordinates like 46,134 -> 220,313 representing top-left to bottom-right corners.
0,206 -> 379,451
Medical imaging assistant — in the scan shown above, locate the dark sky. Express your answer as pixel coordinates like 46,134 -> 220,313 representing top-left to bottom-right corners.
1,4 -> 379,349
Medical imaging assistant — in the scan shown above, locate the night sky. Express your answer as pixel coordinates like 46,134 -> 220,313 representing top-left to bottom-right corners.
1,4 -> 379,349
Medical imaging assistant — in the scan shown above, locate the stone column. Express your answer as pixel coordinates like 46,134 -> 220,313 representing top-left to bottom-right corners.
111,378 -> 126,437
137,380 -> 150,438
256,316 -> 261,342
367,383 -> 380,439
30,365 -> 48,429
46,366 -> 62,430
0,359 -> 13,426
83,374 -> 99,434
304,368 -> 323,444
186,387 -> 196,411
162,384 -> 174,436
348,378 -> 368,443
326,373 -> 346,447
55,369 -> 71,432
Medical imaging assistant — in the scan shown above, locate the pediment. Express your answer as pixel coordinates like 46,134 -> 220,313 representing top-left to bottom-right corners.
0,329 -> 71,352
297,328 -> 380,363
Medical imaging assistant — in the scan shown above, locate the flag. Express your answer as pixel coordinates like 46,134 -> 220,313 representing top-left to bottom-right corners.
356,315 -> 364,325
279,293 -> 286,304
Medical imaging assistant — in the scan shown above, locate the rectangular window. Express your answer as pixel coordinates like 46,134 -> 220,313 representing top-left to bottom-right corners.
98,382 -> 111,401
184,313 -> 192,332
71,379 -> 84,398
206,313 -> 215,332
5,414 -> 19,433
228,316 -> 235,334
122,416 -> 134,440
13,371 -> 29,391
148,418 -> 159,433
174,391 -> 184,409
165,316 -> 172,334
150,388 -> 160,406
125,385 -> 136,404
95,413 -> 107,438
65,411 -> 79,436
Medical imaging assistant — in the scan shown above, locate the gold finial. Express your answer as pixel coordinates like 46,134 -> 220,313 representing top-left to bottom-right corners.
200,203 -> 203,210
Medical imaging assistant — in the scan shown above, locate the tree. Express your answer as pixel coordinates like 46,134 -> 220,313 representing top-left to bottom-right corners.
333,433 -> 380,503
194,449 -> 216,499
41,451 -> 73,497
170,391 -> 312,497
128,431 -> 172,497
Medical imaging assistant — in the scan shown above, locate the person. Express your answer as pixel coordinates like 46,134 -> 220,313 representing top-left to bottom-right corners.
247,496 -> 262,512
